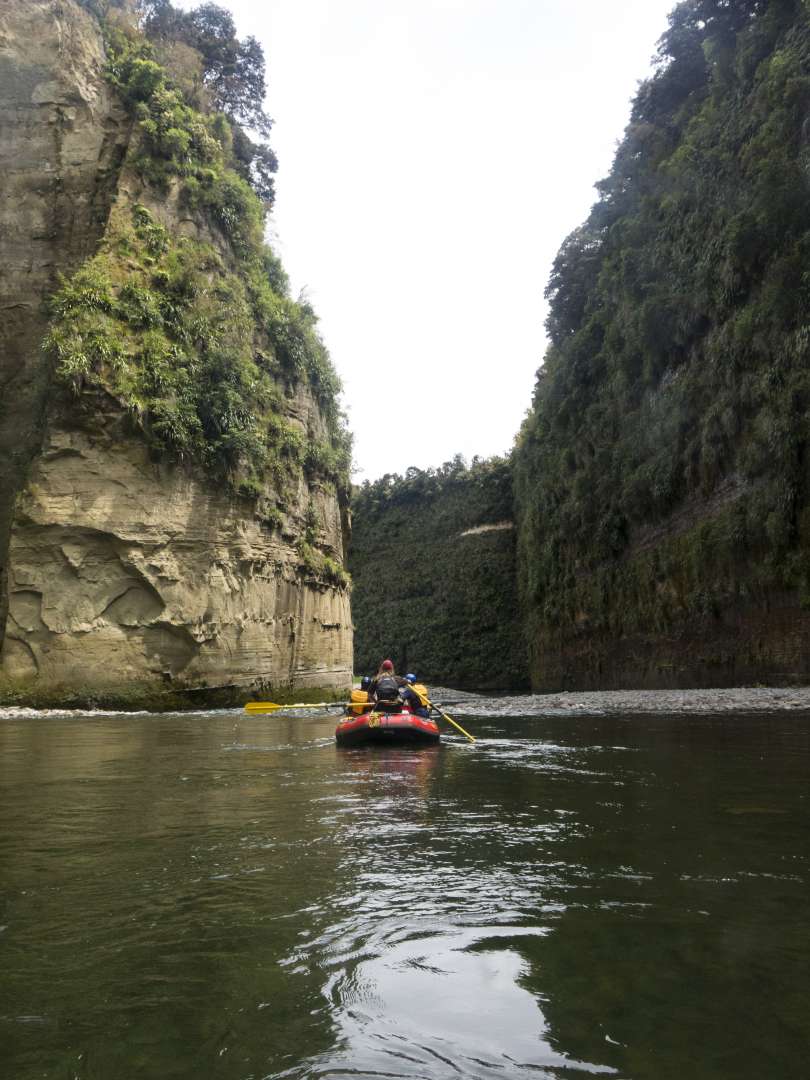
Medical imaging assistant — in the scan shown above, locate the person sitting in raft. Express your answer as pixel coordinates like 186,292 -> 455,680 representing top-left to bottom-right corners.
370,659 -> 405,705
348,676 -> 372,715
402,673 -> 430,717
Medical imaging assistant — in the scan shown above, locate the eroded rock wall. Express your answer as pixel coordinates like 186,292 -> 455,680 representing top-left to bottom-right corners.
3,393 -> 351,702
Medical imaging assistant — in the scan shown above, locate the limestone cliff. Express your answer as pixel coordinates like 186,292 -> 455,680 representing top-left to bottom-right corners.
0,0 -> 352,705
0,0 -> 128,654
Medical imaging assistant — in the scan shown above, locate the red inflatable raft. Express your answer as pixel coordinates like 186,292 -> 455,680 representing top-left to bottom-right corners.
335,707 -> 440,747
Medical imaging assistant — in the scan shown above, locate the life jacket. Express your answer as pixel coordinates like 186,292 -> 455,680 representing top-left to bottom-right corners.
350,689 -> 369,716
410,682 -> 430,707
374,674 -> 400,702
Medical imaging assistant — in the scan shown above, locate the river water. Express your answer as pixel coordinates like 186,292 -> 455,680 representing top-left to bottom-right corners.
0,702 -> 807,1079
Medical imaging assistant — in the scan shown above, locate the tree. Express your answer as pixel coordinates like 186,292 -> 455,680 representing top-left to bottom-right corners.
185,5 -> 272,136
231,125 -> 278,204
144,1 -> 271,133
142,0 -> 277,203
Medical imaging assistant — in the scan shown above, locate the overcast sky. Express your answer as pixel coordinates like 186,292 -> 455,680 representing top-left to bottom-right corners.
194,1 -> 677,481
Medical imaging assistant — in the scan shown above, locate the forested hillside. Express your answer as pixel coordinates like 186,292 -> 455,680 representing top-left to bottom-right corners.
515,0 -> 810,688
350,458 -> 528,690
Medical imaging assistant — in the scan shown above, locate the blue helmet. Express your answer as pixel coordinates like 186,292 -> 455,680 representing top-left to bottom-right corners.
405,673 -> 416,683
360,675 -> 371,690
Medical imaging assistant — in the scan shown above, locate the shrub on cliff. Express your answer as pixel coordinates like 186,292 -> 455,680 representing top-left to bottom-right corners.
46,5 -> 350,507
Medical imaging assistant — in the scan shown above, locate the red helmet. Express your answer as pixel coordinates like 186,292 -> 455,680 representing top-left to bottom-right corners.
381,659 -> 394,671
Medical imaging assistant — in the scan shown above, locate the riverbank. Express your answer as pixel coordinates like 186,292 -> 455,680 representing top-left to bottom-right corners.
3,684 -> 810,718
448,685 -> 810,716
0,681 -> 349,713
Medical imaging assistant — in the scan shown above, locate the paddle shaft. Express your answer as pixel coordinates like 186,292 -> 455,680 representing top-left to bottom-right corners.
245,700 -> 381,714
244,701 -> 345,713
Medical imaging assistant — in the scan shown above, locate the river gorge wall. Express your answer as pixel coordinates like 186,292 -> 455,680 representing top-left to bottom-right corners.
349,460 -> 528,691
0,0 -> 128,658
0,0 -> 352,705
352,2 -> 810,694
513,0 -> 810,691
3,386 -> 351,705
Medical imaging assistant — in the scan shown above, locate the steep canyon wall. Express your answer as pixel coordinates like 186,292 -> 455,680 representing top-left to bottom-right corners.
514,0 -> 810,690
0,0 -> 352,705
350,461 -> 528,691
0,0 -> 129,651
4,391 -> 350,701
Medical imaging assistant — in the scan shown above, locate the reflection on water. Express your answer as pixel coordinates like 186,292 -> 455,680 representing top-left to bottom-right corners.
0,707 -> 808,1079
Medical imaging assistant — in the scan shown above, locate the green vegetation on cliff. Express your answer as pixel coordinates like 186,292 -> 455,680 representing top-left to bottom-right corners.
47,2 -> 350,505
350,458 -> 528,690
515,0 -> 810,682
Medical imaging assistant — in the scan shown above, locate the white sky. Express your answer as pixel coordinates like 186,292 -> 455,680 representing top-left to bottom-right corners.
194,1 -> 676,481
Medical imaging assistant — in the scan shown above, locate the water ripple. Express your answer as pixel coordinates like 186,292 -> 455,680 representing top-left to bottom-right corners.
1,705 -> 808,1079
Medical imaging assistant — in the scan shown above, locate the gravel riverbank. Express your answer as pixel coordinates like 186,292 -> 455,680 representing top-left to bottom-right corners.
444,685 -> 810,716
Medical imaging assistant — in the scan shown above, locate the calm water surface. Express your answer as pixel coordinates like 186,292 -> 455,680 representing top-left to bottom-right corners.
0,704 -> 808,1079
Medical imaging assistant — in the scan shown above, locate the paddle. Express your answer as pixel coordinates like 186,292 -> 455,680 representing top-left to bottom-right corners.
244,700 -> 350,714
245,697 -> 476,741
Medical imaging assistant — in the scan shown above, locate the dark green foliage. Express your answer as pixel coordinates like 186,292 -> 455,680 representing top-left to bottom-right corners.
515,0 -> 810,679
46,206 -> 263,480
103,21 -> 272,231
350,458 -> 528,690
297,539 -> 350,589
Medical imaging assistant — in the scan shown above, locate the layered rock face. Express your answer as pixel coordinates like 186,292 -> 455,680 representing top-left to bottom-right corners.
0,0 -> 352,704
0,0 -> 129,650
4,394 -> 351,700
